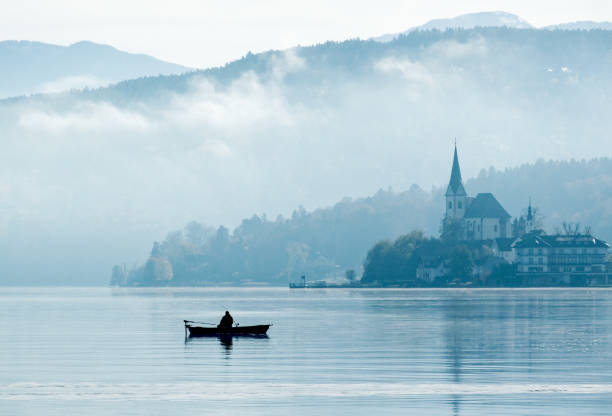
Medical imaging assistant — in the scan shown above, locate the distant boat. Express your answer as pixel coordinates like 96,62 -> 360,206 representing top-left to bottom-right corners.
184,320 -> 270,337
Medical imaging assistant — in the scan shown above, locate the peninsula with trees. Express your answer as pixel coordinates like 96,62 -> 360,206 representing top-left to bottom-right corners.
112,148 -> 612,287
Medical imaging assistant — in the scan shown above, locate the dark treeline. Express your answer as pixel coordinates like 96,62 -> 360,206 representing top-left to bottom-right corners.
113,185 -> 436,285
113,157 -> 612,286
361,230 -> 500,286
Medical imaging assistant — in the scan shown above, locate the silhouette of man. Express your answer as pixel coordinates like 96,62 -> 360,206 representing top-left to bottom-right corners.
218,311 -> 234,328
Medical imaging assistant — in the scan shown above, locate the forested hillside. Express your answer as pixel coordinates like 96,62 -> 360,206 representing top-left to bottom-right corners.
115,158 -> 612,286
4,27 -> 612,285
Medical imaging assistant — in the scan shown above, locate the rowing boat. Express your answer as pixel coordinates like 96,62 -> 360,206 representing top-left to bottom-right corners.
184,320 -> 270,337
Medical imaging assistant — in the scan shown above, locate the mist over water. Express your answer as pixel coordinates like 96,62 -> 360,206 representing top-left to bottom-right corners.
1,287 -> 611,415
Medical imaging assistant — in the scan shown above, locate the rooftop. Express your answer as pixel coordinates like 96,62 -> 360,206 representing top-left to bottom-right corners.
445,145 -> 467,196
513,233 -> 609,249
464,193 -> 511,219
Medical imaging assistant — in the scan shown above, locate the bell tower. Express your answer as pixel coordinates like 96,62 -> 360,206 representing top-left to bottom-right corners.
445,143 -> 467,220
525,198 -> 534,233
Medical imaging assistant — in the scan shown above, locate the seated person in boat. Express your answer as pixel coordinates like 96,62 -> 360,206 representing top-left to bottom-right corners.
218,311 -> 234,328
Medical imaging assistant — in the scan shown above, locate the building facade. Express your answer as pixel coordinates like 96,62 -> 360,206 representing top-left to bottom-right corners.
415,260 -> 446,283
513,232 -> 610,284
444,145 -> 511,241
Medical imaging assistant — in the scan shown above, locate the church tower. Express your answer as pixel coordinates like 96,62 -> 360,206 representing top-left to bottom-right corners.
525,198 -> 534,234
445,144 -> 468,219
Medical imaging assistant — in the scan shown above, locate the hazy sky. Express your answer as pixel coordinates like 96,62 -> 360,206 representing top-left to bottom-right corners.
2,0 -> 612,68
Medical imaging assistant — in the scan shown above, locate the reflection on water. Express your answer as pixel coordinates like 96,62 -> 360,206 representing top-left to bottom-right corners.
184,333 -> 271,357
219,335 -> 233,353
1,287 -> 611,415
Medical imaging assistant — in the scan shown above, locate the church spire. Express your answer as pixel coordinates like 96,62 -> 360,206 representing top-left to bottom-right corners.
446,143 -> 467,196
525,197 -> 535,233
527,197 -> 533,221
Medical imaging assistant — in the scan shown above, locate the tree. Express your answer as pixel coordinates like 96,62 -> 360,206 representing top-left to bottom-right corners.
448,245 -> 474,282
144,257 -> 173,282
210,226 -> 230,253
161,231 -> 186,263
345,269 -> 356,281
362,231 -> 428,284
110,264 -> 127,286
440,216 -> 464,243
184,221 -> 213,248
512,216 -> 526,237
486,263 -> 517,287
362,241 -> 393,283
150,242 -> 162,257
561,221 -> 580,236
530,206 -> 544,230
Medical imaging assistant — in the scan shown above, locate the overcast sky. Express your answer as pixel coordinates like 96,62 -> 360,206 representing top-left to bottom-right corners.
3,1 -> 612,68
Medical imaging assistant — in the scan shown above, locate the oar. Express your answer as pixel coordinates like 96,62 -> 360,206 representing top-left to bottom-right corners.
184,320 -> 217,326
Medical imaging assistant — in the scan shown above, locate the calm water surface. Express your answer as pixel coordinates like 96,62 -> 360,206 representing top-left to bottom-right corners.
1,287 -> 612,415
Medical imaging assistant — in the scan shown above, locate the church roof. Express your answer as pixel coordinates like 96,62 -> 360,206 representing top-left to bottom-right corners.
464,193 -> 511,219
445,145 -> 467,196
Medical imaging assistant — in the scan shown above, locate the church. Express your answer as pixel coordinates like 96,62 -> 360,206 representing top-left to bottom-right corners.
444,145 -> 512,241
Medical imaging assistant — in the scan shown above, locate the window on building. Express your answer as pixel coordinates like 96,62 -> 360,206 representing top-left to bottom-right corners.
458,201 -> 462,209
528,248 -> 533,255
448,201 -> 452,209
494,224 -> 498,232
477,224 -> 481,232
537,248 -> 542,255
538,257 -> 543,264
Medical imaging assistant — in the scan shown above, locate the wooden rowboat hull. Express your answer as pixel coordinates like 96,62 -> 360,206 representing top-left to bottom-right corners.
186,324 -> 270,337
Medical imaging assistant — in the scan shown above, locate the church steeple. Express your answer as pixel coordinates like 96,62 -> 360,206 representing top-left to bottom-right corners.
445,143 -> 467,196
525,197 -> 534,233
445,142 -> 469,222
526,198 -> 533,222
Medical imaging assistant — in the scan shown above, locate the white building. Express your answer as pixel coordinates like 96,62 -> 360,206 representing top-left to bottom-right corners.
444,145 -> 512,241
416,260 -> 446,282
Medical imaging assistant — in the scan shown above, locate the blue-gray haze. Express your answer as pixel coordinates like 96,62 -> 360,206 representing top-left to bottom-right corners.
0,41 -> 190,99
2,28 -> 612,285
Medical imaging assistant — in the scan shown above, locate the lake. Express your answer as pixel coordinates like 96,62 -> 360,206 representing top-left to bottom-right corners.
1,287 -> 612,415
